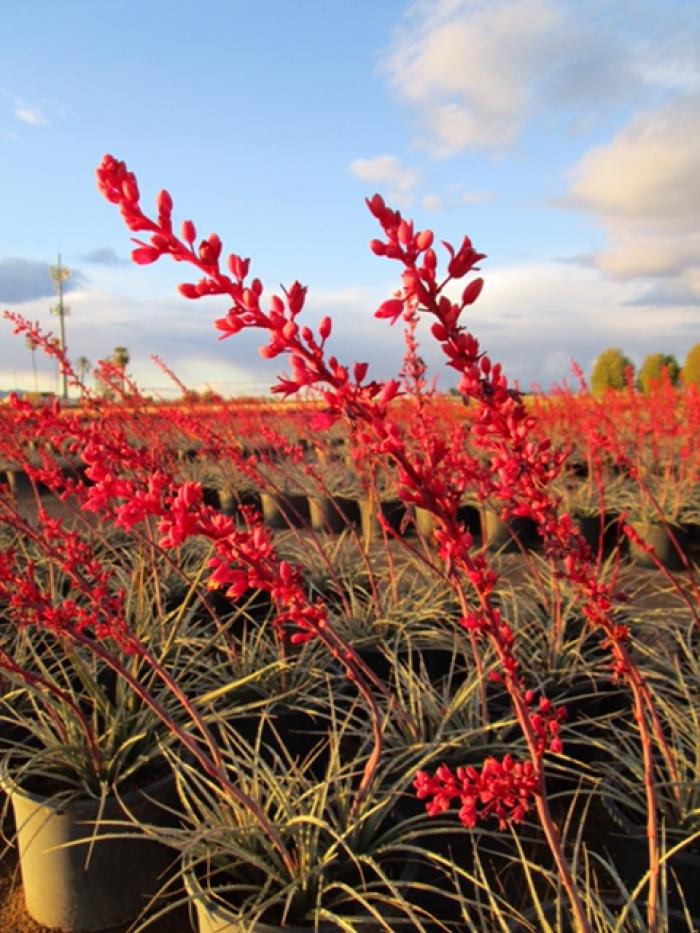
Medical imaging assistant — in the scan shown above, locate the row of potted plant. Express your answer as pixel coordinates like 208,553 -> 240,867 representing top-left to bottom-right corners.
1,523 -> 697,930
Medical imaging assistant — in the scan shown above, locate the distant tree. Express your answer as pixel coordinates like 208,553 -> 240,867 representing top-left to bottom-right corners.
75,356 -> 91,390
637,353 -> 680,392
681,343 -> 700,388
590,347 -> 634,396
112,346 -> 130,392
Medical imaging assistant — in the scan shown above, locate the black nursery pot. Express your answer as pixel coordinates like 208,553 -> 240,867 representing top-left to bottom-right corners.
360,497 -> 410,540
201,486 -> 220,508
573,513 -> 607,553
628,521 -> 690,571
480,509 -> 536,552
230,706 -> 331,779
260,492 -> 310,529
308,495 -> 360,533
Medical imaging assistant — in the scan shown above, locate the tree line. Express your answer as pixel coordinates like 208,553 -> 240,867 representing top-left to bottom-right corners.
590,343 -> 700,395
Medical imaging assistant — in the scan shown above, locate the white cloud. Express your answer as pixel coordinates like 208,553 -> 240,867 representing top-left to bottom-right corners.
0,287 -> 272,397
445,259 -> 698,387
1,282 -> 407,397
566,95 -> 700,292
81,248 -> 127,266
383,0 -> 566,154
1,89 -> 62,129
422,187 -> 495,212
0,257 -> 85,303
380,0 -> 700,155
458,189 -> 495,205
348,154 -> 418,206
14,103 -> 49,126
421,193 -> 442,211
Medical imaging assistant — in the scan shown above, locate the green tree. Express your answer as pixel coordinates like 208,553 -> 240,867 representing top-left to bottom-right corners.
590,347 -> 634,396
637,353 -> 680,392
681,343 -> 700,388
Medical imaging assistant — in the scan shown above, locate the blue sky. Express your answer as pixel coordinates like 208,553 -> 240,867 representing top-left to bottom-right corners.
1,0 -> 698,396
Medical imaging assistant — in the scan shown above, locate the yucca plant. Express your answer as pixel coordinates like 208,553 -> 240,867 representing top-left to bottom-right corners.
162,705 -> 452,931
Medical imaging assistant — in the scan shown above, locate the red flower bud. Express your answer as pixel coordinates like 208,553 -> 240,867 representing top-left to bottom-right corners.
131,247 -> 160,265
319,316 -> 332,340
378,379 -> 400,404
353,361 -> 368,383
228,254 -> 250,280
122,177 -> 140,203
178,282 -> 201,299
214,313 -> 243,337
462,277 -> 484,306
416,229 -> 434,251
207,234 -> 222,263
285,281 -> 306,314
181,220 -> 196,244
156,189 -> 172,217
365,194 -> 386,219
369,239 -> 386,256
398,220 -> 413,246
242,289 -> 259,311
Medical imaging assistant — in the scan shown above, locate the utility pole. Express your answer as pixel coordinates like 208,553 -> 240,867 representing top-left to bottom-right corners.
49,254 -> 70,399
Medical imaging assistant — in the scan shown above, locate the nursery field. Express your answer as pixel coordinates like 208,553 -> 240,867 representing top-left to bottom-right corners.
0,161 -> 698,932
0,381 -> 698,932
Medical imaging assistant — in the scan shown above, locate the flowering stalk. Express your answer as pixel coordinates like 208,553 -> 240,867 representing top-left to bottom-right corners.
94,155 -> 593,929
89,153 -> 700,930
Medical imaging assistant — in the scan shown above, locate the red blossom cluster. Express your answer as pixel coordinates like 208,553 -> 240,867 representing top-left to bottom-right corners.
0,509 -> 134,652
413,754 -> 539,830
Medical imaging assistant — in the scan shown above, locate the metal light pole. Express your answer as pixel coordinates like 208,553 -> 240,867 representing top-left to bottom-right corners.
49,254 -> 70,399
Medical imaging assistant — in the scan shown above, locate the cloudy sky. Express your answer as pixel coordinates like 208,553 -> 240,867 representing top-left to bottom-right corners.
1,0 -> 698,396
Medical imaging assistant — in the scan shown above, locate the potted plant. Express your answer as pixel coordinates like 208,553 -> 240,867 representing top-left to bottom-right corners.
356,466 -> 411,544
0,514 -> 210,931
0,633 -> 185,932
256,461 -> 312,530
166,720 -> 438,932
598,645 -> 700,920
305,462 -> 361,534
478,501 -> 536,552
616,476 -> 699,569
553,472 -> 625,556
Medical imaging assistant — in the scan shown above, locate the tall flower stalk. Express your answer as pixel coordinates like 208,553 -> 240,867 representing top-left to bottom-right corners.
92,155 -> 594,929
